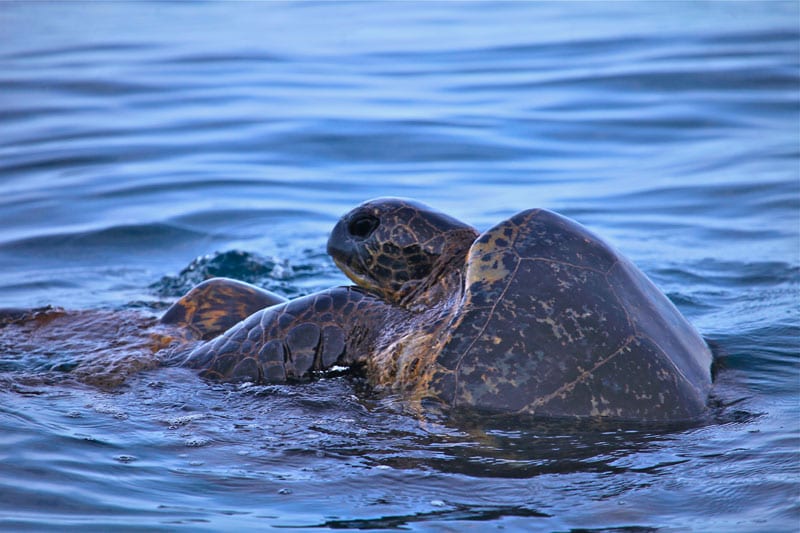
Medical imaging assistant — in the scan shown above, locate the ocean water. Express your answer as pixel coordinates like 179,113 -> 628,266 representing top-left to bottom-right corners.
0,2 -> 798,531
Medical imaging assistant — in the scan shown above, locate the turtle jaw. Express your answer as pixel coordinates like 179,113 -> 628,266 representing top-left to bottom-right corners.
331,256 -> 383,295
327,219 -> 383,296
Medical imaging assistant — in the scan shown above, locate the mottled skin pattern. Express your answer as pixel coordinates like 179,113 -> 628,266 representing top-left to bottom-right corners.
180,287 -> 404,382
174,198 -> 713,422
161,277 -> 287,340
327,198 -> 480,309
430,209 -> 713,420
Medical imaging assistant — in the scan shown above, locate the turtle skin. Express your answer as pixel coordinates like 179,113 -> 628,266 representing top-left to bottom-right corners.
431,208 -> 713,420
177,286 -> 403,382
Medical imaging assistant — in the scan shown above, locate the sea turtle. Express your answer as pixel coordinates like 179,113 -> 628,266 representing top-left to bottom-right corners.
0,277 -> 288,388
173,198 -> 714,422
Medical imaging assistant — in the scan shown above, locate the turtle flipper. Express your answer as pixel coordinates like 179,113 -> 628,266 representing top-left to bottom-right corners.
160,277 -> 287,340
175,286 -> 394,383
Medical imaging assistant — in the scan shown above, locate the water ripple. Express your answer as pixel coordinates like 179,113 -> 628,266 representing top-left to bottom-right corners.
0,1 -> 797,531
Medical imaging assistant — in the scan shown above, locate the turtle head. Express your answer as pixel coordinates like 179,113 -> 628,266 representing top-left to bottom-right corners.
327,198 -> 479,305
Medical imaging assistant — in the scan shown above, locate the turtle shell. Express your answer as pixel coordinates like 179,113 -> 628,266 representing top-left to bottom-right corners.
433,209 -> 713,421
161,277 -> 286,340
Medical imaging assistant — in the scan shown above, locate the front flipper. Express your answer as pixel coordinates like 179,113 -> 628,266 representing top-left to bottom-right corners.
175,286 -> 395,383
160,277 -> 287,340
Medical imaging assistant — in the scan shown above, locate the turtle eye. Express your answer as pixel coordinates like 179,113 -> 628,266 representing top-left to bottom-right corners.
348,214 -> 380,239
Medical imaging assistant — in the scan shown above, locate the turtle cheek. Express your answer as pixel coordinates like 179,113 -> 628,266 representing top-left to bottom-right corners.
394,269 -> 410,286
342,247 -> 382,291
371,265 -> 394,289
404,247 -> 437,281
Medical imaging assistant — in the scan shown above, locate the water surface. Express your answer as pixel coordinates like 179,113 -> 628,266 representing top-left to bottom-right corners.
0,2 -> 798,531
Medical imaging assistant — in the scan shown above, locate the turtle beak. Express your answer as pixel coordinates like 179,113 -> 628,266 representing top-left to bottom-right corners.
326,217 -> 351,267
327,218 -> 367,288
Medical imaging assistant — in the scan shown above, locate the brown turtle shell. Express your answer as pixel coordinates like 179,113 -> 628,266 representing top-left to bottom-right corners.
432,209 -> 713,421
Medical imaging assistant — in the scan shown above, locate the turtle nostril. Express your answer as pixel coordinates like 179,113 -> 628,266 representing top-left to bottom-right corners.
348,215 -> 379,239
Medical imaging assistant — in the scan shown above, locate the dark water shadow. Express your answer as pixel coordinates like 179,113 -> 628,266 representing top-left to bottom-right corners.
280,503 -> 550,530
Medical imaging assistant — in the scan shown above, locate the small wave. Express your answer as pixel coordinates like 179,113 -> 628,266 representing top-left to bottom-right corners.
3,42 -> 156,62
571,180 -> 798,216
154,50 -> 288,66
0,223 -> 209,255
150,249 -> 337,299
151,250 -> 287,298
688,259 -> 800,288
1,77 -> 163,97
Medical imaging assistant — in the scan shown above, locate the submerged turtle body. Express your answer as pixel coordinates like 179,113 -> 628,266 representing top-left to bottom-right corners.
0,277 -> 287,388
179,198 -> 714,422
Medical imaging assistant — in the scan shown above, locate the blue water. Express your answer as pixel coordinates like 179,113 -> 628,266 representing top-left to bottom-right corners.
1,2 -> 798,531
